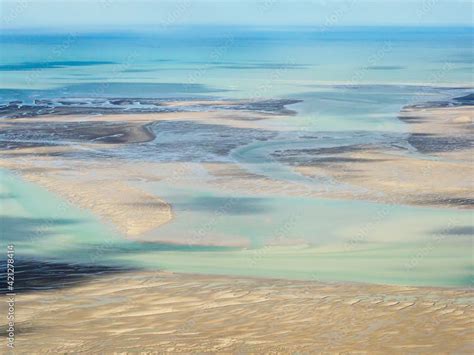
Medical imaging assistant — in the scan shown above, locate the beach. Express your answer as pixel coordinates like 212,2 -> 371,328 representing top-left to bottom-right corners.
8,270 -> 474,353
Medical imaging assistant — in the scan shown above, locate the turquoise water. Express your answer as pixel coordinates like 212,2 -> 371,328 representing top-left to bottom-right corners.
0,27 -> 472,97
1,168 -> 472,287
0,27 -> 473,287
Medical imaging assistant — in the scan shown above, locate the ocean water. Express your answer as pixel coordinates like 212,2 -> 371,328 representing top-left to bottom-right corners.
0,27 -> 472,96
1,27 -> 473,287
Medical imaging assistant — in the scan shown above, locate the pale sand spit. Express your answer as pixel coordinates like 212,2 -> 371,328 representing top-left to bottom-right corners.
0,156 -> 173,238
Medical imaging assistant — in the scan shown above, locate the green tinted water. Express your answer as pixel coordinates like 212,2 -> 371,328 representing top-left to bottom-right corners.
2,169 -> 472,287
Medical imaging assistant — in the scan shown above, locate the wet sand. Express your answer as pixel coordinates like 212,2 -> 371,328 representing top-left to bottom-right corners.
6,271 -> 473,353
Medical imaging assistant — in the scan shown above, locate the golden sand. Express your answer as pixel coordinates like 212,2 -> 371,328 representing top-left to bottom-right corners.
7,271 -> 474,353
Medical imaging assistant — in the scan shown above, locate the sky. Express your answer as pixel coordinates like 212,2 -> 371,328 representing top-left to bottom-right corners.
0,0 -> 472,31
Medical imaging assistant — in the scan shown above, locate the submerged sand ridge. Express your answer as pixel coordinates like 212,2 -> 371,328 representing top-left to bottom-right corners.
26,173 -> 173,237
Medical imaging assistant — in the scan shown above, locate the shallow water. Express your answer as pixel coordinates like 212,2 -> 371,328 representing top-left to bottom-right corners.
1,169 -> 472,287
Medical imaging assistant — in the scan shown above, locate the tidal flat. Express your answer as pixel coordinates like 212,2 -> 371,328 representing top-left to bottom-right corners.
1,26 -> 473,352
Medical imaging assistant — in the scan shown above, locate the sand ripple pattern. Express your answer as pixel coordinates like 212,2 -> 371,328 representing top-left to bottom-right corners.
10,272 -> 474,353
